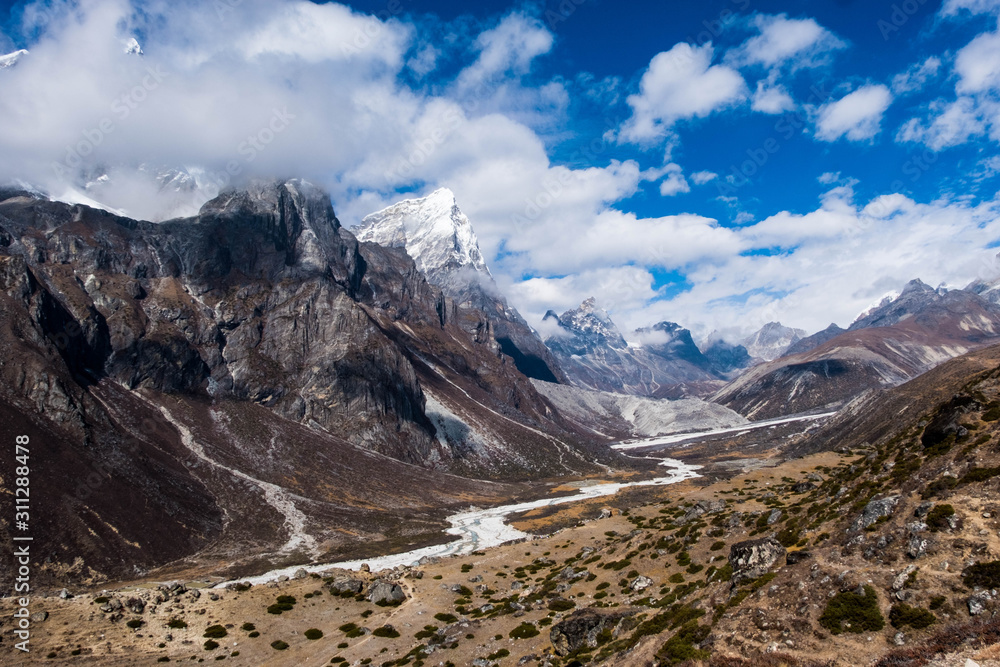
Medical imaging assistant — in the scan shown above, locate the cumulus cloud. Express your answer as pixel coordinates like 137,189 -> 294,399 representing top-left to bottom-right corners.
955,29 -> 1000,93
896,97 -> 989,150
658,163 -> 690,197
891,57 -> 942,94
690,170 -> 718,185
751,76 -> 795,114
814,84 -> 893,142
729,14 -> 847,70
619,43 -> 746,146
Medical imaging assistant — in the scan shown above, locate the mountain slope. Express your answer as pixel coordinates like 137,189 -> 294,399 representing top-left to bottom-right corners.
354,189 -> 565,384
742,321 -> 806,361
713,280 -> 1000,419
0,182 -> 611,585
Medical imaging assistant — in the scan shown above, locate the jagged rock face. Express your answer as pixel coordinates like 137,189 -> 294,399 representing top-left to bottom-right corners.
542,300 -> 725,397
742,322 -> 806,362
0,182 -> 588,466
728,537 -> 786,586
850,496 -> 901,532
784,323 -> 846,357
701,335 -> 753,374
355,189 -> 564,384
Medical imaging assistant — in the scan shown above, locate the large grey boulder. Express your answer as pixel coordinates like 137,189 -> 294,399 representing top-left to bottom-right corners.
850,496 -> 900,532
550,608 -> 637,656
367,580 -> 406,605
729,537 -> 786,586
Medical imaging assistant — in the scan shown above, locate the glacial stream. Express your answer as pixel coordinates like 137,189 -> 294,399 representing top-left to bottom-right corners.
218,457 -> 701,587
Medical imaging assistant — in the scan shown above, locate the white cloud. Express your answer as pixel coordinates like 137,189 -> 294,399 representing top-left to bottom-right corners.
454,12 -> 554,92
814,84 -> 893,142
891,57 -> 942,94
817,171 -> 840,184
751,77 -> 795,114
940,0 -> 1000,16
690,170 -> 718,185
896,97 -> 989,150
956,29 -> 1000,93
619,43 -> 747,145
730,14 -> 847,70
658,163 -> 690,196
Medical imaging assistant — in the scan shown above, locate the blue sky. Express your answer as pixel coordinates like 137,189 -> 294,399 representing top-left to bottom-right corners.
1,0 -> 999,339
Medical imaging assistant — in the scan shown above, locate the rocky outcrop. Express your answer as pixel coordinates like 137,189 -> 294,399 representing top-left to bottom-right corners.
550,607 -> 637,656
850,496 -> 901,532
729,537 -> 786,586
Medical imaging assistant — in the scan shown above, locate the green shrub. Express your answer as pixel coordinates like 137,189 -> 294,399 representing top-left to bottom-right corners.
241,623 -> 255,632
203,640 -> 219,651
548,599 -> 576,612
126,619 -> 143,629
509,622 -> 540,639
926,504 -> 955,532
889,603 -> 936,629
276,595 -> 296,605
983,405 -> 1000,421
434,613 -> 458,623
922,477 -> 958,499
372,626 -> 400,638
93,596 -> 110,604
929,596 -> 947,610
167,618 -> 188,629
270,640 -> 289,650
248,631 -> 260,638
267,604 -> 289,614
668,573 -> 685,584
203,625 -> 228,639
655,621 -> 711,664
960,467 -> 1000,485
819,585 -> 884,635
709,541 -> 726,551
964,561 -> 1000,589
304,628 -> 323,640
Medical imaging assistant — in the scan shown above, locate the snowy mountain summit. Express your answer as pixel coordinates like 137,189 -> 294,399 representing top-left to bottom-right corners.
356,188 -> 565,383
355,188 -> 491,285
0,49 -> 28,70
545,297 -> 628,350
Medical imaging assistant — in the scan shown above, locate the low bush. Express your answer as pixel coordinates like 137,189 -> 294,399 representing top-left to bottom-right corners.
509,622 -> 540,639
270,640 -> 289,650
926,504 -> 955,532
889,603 -> 936,630
818,585 -> 885,635
372,626 -> 400,638
203,625 -> 228,639
304,628 -> 323,640
964,561 -> 1000,589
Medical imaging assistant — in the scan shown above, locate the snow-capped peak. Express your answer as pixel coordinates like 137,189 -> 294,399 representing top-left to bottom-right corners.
0,49 -> 28,70
354,188 -> 491,279
123,38 -> 143,56
549,297 -> 628,348
853,291 -> 900,325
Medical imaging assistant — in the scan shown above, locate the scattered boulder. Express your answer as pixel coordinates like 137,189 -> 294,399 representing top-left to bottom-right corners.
969,593 -> 989,616
30,611 -> 48,623
329,577 -> 365,595
598,508 -> 614,519
630,576 -> 653,592
786,551 -> 811,565
550,608 -> 637,656
367,580 -> 406,605
678,499 -> 727,525
294,568 -> 308,579
907,535 -> 931,560
793,481 -> 817,494
850,496 -> 900,532
729,538 -> 787,586
359,563 -> 371,573
767,509 -> 783,525
58,589 -> 72,600
891,565 -> 918,592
